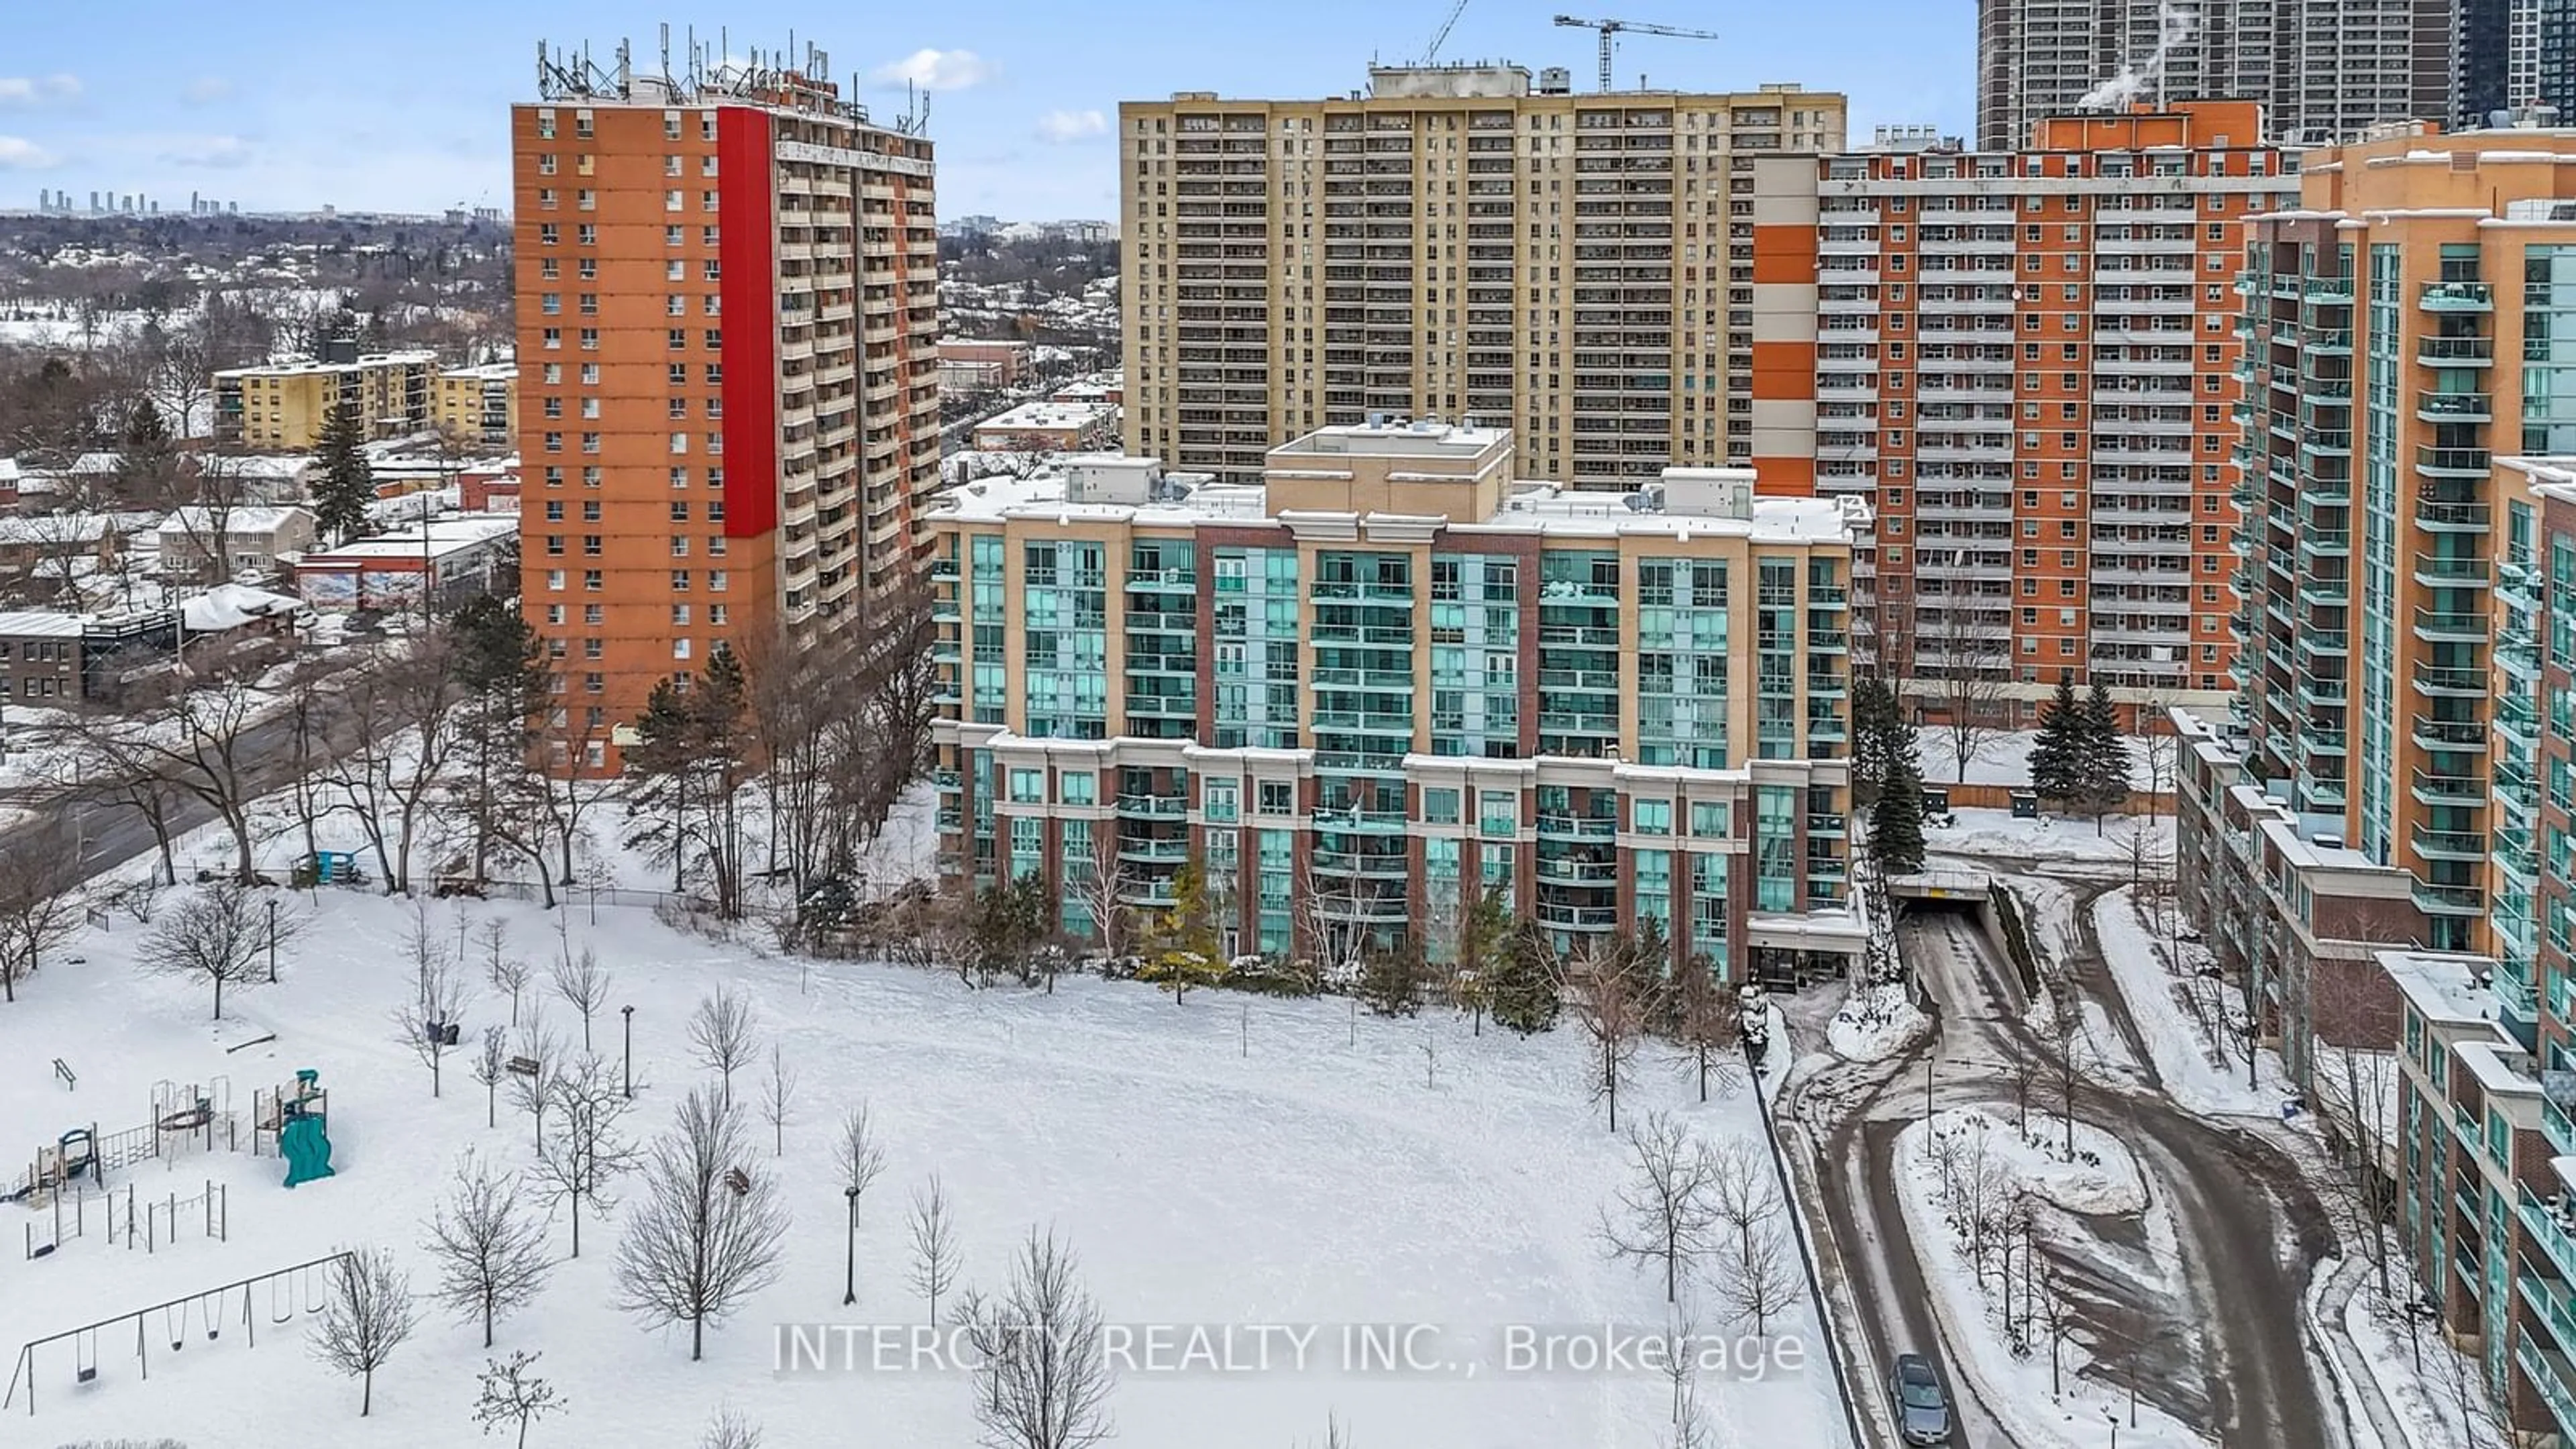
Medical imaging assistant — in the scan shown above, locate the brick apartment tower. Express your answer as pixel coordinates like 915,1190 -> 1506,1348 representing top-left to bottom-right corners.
1767,101 -> 2291,717
1119,65 -> 1846,487
513,41 -> 940,769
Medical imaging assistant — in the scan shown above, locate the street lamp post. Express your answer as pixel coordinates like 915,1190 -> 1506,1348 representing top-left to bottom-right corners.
843,1185 -> 861,1305
621,1004 -> 635,1099
266,898 -> 278,982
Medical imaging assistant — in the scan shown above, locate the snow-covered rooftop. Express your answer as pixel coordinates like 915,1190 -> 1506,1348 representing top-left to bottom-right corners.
0,610 -> 85,638
934,462 -> 1866,545
301,514 -> 518,562
180,582 -> 303,632
155,505 -> 315,539
2379,950 -> 2504,1028
972,398 -> 1118,434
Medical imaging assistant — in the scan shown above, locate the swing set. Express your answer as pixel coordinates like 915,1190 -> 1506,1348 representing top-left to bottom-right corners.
0,1249 -> 352,1417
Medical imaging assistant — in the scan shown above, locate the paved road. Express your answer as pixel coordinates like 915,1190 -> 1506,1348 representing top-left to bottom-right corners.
1788,905 -> 2342,1449
1,708 -> 339,881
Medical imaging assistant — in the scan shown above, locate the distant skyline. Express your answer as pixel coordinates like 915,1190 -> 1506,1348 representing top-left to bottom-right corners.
1,3 -> 1974,217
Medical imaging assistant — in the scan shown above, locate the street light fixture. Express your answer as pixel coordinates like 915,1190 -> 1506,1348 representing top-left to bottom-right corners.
843,1185 -> 861,1306
621,1004 -> 635,1099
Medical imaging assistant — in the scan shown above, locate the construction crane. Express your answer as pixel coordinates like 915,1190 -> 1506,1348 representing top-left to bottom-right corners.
1419,0 -> 1471,64
1551,13 -> 1720,93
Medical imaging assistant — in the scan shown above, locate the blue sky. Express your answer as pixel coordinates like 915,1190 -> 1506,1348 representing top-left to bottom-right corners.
0,2 -> 1972,218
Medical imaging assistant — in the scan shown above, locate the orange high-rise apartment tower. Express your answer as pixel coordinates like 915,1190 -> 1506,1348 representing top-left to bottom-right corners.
512,37 -> 940,769
1753,100 -> 2292,719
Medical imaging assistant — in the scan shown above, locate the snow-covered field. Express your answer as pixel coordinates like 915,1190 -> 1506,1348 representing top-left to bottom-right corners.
1929,807 -> 2173,864
1921,729 -> 2163,794
0,835 -> 1839,1446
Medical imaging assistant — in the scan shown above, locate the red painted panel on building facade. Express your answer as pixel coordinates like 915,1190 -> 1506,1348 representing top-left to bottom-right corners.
716,106 -> 779,541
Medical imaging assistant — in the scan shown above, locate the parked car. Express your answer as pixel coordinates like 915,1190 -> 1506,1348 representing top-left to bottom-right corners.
1890,1352 -> 1953,1444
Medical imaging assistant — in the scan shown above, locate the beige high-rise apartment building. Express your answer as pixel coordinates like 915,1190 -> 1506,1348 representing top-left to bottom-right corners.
1119,65 -> 1846,487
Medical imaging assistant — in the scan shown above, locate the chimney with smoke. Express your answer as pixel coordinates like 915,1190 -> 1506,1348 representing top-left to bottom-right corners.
2080,1 -> 2201,112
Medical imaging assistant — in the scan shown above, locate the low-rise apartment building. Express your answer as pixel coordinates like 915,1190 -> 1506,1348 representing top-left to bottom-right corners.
971,400 -> 1120,454
214,345 -> 438,449
431,363 -> 519,449
928,420 -> 1866,979
2381,948 -> 2571,1442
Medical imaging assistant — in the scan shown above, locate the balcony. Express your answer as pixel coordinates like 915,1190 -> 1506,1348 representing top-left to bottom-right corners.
2410,769 -> 2489,806
2416,498 -> 2491,533
1534,901 -> 1619,932
2410,826 -> 2489,861
1535,814 -> 1619,841
2417,390 -> 2493,424
1315,807 -> 1409,834
2415,446 -> 2492,480
1117,838 -> 1193,865
2412,554 -> 2490,588
1115,793 -> 1189,819
2412,880 -> 2487,915
2412,608 -> 2487,642
2419,281 -> 2494,312
2418,336 -> 2494,367
2410,665 -> 2488,698
2412,716 -> 2488,753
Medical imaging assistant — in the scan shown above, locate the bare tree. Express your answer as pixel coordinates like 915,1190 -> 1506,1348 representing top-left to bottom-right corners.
758,1042 -> 798,1158
614,1086 -> 789,1361
425,1149 -> 554,1348
509,1010 -> 567,1150
2039,985 -> 2092,1159
0,820 -> 85,1004
392,951 -> 474,1099
2310,970 -> 2402,1301
472,1348 -> 564,1449
309,1246 -> 419,1417
835,1104 -> 889,1305
686,987 -> 759,1105
1664,956 -> 1743,1104
1705,1136 -> 1786,1271
1912,604 -> 2013,786
1598,1113 -> 1722,1303
136,877 -> 289,1019
700,1405 -> 765,1449
1715,1220 -> 1801,1336
65,669 -> 272,881
908,1173 -> 963,1326
548,945 -> 610,1053
323,637 -> 466,894
955,1228 -> 1118,1449
1558,934 -> 1661,1134
470,1026 -> 509,1129
479,919 -> 530,1026
531,1055 -> 639,1260
1069,824 -> 1132,963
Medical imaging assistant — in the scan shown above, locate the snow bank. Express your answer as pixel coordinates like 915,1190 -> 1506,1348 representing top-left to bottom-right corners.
1826,982 -> 1929,1061
1892,1111 -> 2202,1449
2091,888 -> 2295,1120
1923,729 -> 2160,793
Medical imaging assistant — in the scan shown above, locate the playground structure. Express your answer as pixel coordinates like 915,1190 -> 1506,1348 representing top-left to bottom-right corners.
1,1250 -> 354,1417
7,1077 -> 241,1210
22,1179 -> 229,1261
257,1070 -> 332,1188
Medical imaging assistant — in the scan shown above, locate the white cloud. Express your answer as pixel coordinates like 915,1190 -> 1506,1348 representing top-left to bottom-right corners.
156,134 -> 254,169
180,77 -> 234,106
1034,109 -> 1107,144
0,74 -> 80,107
869,48 -> 994,92
0,136 -> 58,169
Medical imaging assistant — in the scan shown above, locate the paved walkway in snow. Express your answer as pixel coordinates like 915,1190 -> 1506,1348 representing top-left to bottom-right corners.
2305,1254 -> 2406,1449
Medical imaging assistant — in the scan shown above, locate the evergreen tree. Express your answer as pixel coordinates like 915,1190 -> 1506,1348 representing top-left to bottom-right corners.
1138,860 -> 1222,1005
1850,676 -> 1900,806
1487,916 -> 1562,1036
1359,935 -> 1428,1018
311,399 -> 374,545
2028,672 -> 2085,812
1452,883 -> 1514,1035
2076,680 -> 2129,831
1870,757 -> 1929,876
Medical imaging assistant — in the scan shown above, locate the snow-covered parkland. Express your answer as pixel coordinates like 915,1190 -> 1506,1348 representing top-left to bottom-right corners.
0,811 -> 1839,1447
